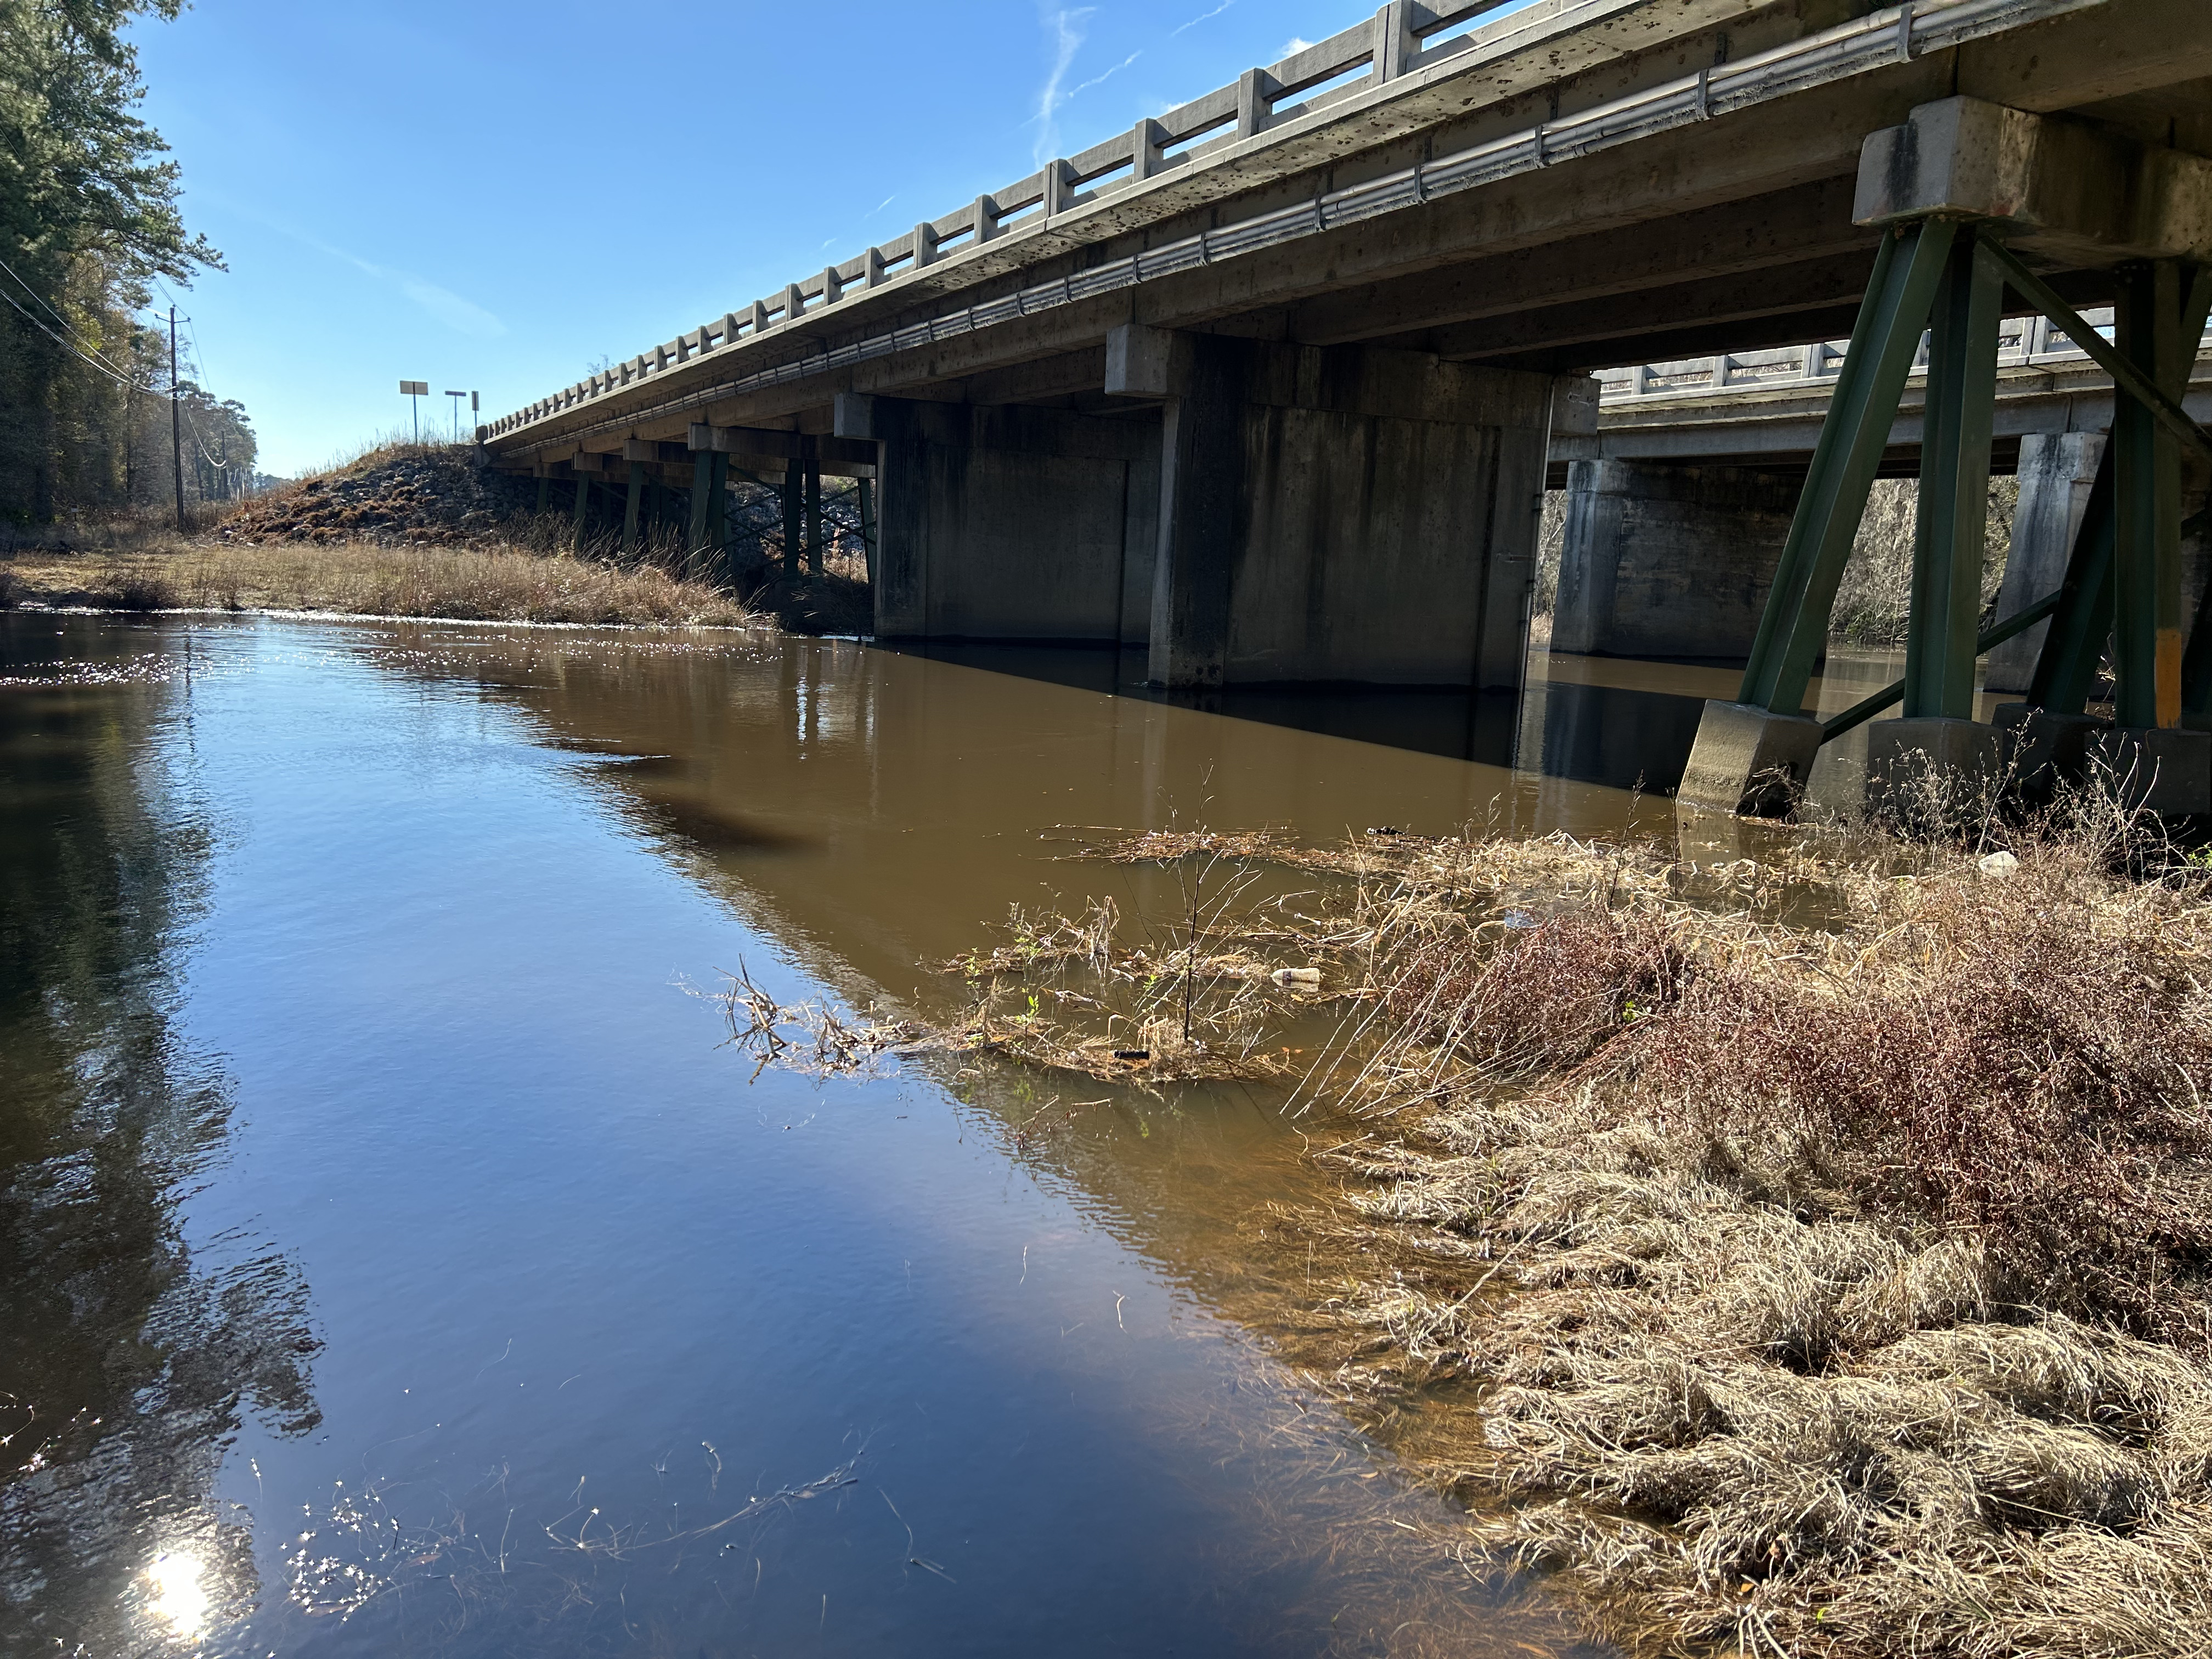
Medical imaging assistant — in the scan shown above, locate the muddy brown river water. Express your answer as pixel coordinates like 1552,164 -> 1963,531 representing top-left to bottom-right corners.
0,613 -> 1929,1657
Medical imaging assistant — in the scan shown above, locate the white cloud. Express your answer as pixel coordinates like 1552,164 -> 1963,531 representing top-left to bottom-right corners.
1280,36 -> 1313,55
391,273 -> 506,340
1031,7 -> 1094,167
217,196 -> 506,340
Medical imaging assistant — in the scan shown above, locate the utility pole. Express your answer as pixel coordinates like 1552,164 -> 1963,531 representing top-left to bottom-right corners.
170,304 -> 185,531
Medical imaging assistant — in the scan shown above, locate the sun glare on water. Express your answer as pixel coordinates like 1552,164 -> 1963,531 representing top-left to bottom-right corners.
147,1551 -> 211,1639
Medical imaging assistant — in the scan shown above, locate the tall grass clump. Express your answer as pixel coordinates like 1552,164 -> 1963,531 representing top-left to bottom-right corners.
884,809 -> 2212,1656
1279,802 -> 2212,1658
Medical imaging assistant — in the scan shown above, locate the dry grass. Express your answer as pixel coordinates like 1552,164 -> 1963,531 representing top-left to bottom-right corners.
3,443 -> 788,629
716,874 -> 1314,1092
696,782 -> 2212,1655
0,538 -> 759,628
889,808 -> 2212,1657
1220,804 -> 2212,1658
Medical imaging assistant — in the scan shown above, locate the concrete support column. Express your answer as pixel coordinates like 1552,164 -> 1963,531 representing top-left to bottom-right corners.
622,461 -> 646,554
705,451 -> 730,579
805,460 -> 824,577
781,465 -> 803,577
1107,325 -> 1555,687
570,460 -> 596,549
1553,460 -> 1804,658
834,393 -> 1159,642
857,477 -> 878,586
1985,432 -> 2106,692
1146,334 -> 1248,687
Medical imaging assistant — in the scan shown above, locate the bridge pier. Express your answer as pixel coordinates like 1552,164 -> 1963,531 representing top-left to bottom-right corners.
1984,433 -> 2106,693
1683,94 -> 2212,818
835,395 -> 1159,643
1107,326 -> 1551,688
1552,460 -> 1803,659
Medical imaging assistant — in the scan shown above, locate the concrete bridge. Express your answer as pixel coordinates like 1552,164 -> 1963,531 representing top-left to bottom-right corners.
484,0 -> 2210,709
1549,313 -> 2212,676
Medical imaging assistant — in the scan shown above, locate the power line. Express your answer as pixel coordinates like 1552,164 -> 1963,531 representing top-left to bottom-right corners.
0,249 -> 145,381
0,249 -> 158,385
0,280 -> 157,390
0,257 -> 252,499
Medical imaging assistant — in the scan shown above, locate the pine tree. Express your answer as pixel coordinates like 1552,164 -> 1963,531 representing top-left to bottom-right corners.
0,1 -> 225,521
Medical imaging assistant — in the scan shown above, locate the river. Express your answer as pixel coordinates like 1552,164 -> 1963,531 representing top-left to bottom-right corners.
0,612 -> 1927,1657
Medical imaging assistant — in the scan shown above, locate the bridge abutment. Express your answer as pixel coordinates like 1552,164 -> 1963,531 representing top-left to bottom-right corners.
1552,460 -> 1805,659
1108,326 -> 1552,689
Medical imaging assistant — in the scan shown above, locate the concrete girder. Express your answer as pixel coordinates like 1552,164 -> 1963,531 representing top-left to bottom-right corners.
1285,176 -> 1874,348
512,2 -> 2207,453
1582,362 -> 2212,470
1422,250 -> 1886,366
683,424 -> 874,471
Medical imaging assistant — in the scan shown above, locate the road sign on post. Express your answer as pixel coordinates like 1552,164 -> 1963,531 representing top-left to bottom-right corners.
444,390 -> 467,443
399,380 -> 428,442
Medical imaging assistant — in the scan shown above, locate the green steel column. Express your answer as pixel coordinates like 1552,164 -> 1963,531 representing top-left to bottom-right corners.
1739,221 -> 1957,716
706,452 -> 730,580
2026,447 -> 2117,716
805,460 -> 824,577
1903,230 -> 2005,720
572,471 -> 592,549
622,461 -> 646,555
781,465 -> 802,576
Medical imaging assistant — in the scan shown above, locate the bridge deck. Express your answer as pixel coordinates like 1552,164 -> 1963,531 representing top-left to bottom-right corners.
484,0 -> 2204,468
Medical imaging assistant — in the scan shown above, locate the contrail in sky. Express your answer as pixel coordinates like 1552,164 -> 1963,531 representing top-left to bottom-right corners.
1065,50 -> 1142,101
1032,7 -> 1096,165
1171,0 -> 1234,37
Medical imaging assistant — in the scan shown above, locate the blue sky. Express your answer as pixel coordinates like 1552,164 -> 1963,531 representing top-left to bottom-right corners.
133,1 -> 1375,475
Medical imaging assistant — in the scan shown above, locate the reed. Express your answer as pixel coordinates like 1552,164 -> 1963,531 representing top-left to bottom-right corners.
0,537 -> 758,628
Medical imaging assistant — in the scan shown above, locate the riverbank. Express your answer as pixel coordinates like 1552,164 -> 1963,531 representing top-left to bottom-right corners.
0,538 -> 760,628
885,812 -> 2212,1657
1,440 -> 881,632
1308,820 -> 2212,1658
